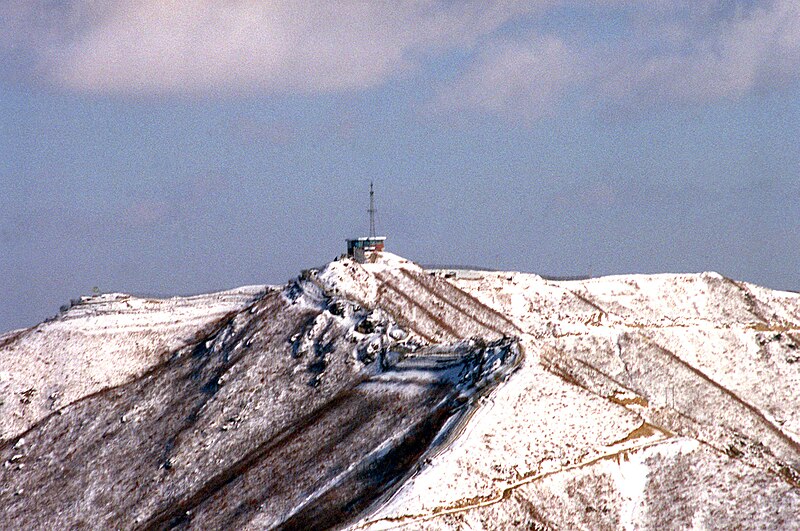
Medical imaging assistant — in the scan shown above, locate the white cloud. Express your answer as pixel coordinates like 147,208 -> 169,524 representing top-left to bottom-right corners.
601,0 -> 800,104
437,36 -> 583,122
0,0 -> 544,95
1,0 -> 797,117
438,0 -> 800,121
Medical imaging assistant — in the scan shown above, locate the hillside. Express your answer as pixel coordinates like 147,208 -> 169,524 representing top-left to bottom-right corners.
1,252 -> 799,529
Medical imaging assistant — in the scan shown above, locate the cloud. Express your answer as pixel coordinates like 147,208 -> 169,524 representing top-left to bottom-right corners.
1,0 -> 797,118
438,0 -> 800,121
0,1 -> 544,95
437,36 -> 583,122
601,0 -> 800,104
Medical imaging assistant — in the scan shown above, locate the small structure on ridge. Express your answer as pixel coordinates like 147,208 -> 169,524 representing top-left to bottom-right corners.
346,181 -> 386,262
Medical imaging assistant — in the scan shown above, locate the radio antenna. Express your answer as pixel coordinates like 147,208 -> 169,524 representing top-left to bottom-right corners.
368,181 -> 377,238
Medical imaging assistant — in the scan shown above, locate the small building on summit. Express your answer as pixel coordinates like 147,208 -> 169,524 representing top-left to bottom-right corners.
346,236 -> 386,258
346,181 -> 386,263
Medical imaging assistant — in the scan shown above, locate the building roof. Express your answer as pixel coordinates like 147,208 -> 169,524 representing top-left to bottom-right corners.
346,236 -> 387,242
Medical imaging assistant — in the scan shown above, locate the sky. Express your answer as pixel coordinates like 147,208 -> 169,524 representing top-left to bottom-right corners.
1,0 -> 798,333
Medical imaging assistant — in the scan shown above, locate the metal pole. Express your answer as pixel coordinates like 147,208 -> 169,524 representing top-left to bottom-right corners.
368,181 -> 376,238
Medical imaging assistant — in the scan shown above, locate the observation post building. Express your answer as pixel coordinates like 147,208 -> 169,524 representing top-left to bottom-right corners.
346,236 -> 386,262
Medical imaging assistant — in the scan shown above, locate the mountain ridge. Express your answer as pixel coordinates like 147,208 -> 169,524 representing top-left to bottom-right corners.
1,252 -> 799,529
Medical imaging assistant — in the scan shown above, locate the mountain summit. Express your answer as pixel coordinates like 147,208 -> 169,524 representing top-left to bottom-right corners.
1,253 -> 799,529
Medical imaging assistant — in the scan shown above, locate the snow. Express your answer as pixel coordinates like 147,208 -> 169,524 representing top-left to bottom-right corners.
349,256 -> 800,529
2,251 -> 799,529
0,285 -> 268,440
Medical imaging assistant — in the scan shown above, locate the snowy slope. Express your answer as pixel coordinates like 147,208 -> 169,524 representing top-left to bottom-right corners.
0,287 -> 269,441
0,262 -> 519,529
353,263 -> 800,529
1,252 -> 799,530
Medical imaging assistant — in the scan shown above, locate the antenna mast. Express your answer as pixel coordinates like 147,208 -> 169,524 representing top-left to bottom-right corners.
368,181 -> 377,238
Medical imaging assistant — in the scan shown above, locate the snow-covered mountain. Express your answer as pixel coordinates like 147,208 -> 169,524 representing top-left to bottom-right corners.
1,252 -> 799,529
